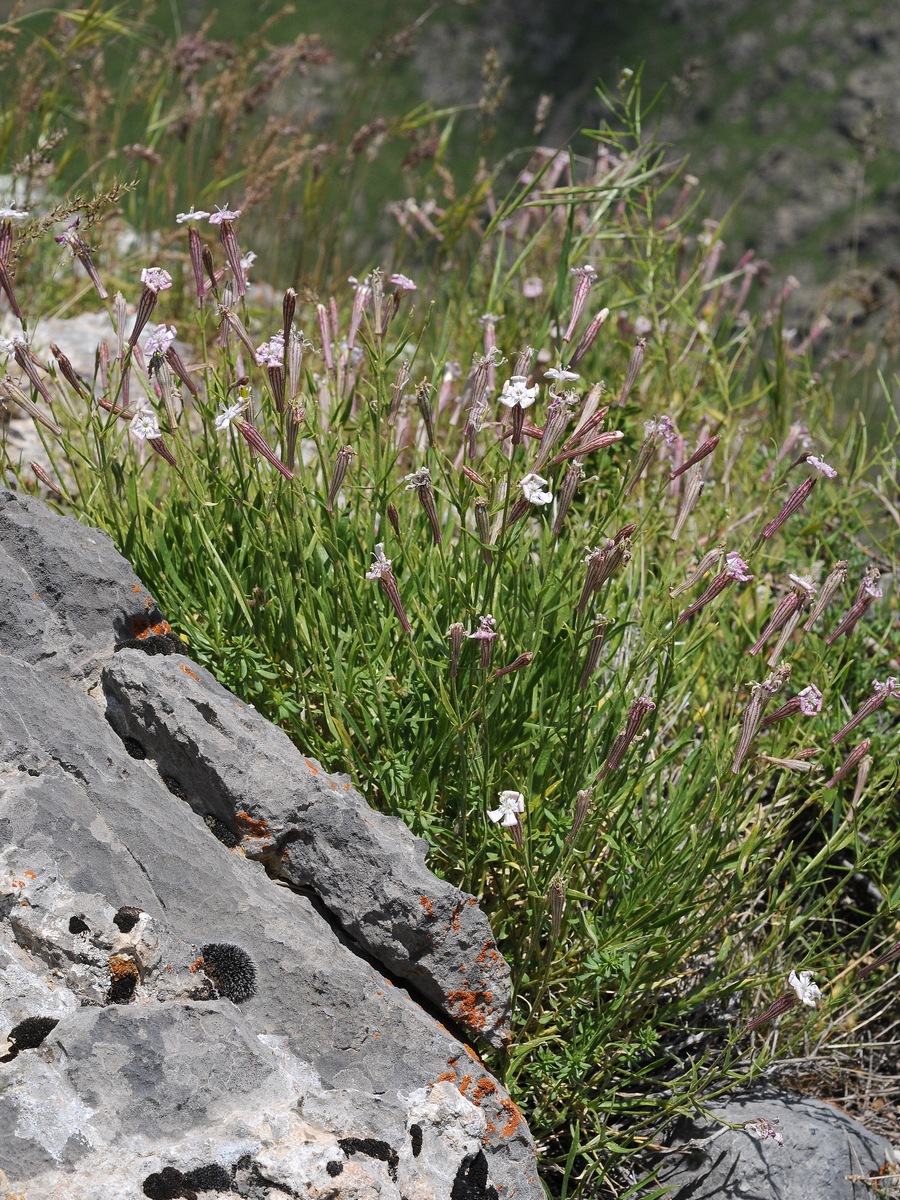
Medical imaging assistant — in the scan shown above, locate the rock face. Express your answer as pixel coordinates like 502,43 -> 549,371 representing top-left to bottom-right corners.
0,491 -> 541,1199
650,1088 -> 895,1200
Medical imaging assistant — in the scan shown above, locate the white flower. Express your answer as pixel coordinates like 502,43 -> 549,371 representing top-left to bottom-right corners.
140,267 -> 173,293
214,401 -> 245,431
487,790 -> 525,827
873,676 -> 899,695
255,332 -> 285,367
522,276 -> 543,298
175,207 -> 211,224
0,205 -> 29,220
807,454 -> 837,478
143,324 -> 177,356
209,206 -> 242,224
365,543 -> 392,580
240,250 -> 257,272
466,615 -> 497,641
788,969 -> 822,1008
798,685 -> 823,716
130,408 -> 161,441
864,579 -> 884,600
389,272 -> 417,290
724,552 -> 753,582
520,473 -> 553,505
499,376 -> 539,410
543,365 -> 580,383
743,1118 -> 784,1146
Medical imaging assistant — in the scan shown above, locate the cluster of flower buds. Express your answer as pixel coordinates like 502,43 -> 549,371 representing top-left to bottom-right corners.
577,533 -> 633,614
748,573 -> 816,657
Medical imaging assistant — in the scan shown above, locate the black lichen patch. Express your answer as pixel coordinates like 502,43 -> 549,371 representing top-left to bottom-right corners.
114,905 -> 143,933
122,736 -> 147,760
107,975 -> 138,1004
183,1163 -> 233,1191
204,814 -> 239,848
410,1122 -> 423,1157
142,1166 -> 196,1200
161,775 -> 188,801
1,1015 -> 59,1061
69,915 -> 90,935
338,1137 -> 399,1182
115,633 -> 180,655
199,943 -> 257,1003
326,1159 -> 343,1176
451,1150 -> 499,1200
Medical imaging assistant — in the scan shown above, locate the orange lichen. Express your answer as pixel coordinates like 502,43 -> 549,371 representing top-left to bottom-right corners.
304,759 -> 319,774
463,1044 -> 484,1064
24,871 -> 35,880
446,989 -> 491,1031
234,811 -> 270,838
133,584 -> 142,593
458,1073 -> 473,1096
498,1098 -> 522,1138
471,1078 -> 497,1103
419,896 -> 434,916
437,1071 -> 456,1083
178,664 -> 200,681
188,957 -> 203,974
476,942 -> 501,967
108,954 -> 139,981
130,613 -> 172,640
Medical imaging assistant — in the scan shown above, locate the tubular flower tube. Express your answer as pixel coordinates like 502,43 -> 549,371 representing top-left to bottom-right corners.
55,217 -> 108,300
49,342 -> 89,398
282,287 -> 296,363
552,429 -> 623,464
386,501 -> 401,538
478,313 -> 503,391
568,307 -> 610,367
129,268 -> 173,348
235,420 -> 293,480
746,969 -> 821,1031
513,345 -> 534,378
447,622 -> 466,679
1,376 -> 62,436
760,684 -> 823,728
824,738 -> 871,788
404,467 -> 442,544
0,220 -> 23,319
548,877 -> 566,940
495,652 -> 533,678
678,552 -> 753,624
669,435 -> 720,481
831,677 -> 899,745
761,475 -> 817,539
565,788 -> 593,846
732,663 -> 791,774
625,415 -> 678,496
366,544 -> 412,635
389,360 -> 410,423
670,464 -> 705,542
326,445 -> 354,512
347,274 -> 373,348
466,614 -> 499,669
615,338 -> 646,407
746,992 -> 798,1031
579,614 -> 609,689
577,539 -> 632,614
12,340 -> 54,406
669,544 -> 725,598
804,560 -> 848,631
416,380 -> 435,447
824,567 -> 882,644
598,695 -> 656,777
563,264 -> 598,342
30,460 -> 66,500
188,226 -> 206,306
748,574 -> 817,656
209,208 -> 246,297
201,244 -> 221,297
218,303 -> 257,360
316,303 -> 334,372
857,940 -> 900,981
165,345 -> 199,397
532,391 -> 577,471
474,498 -> 493,564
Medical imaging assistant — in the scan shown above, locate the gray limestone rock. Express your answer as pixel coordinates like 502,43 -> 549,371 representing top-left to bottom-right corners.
0,490 -> 541,1199
649,1089 -> 895,1200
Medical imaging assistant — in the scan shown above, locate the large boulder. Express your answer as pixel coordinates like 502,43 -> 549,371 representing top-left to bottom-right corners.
0,490 -> 541,1200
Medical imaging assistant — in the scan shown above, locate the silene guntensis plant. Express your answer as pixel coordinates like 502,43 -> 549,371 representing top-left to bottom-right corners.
0,34 -> 897,1196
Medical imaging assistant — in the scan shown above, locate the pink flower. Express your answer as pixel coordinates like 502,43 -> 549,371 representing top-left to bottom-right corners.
725,552 -> 753,581
140,267 -> 173,293
144,324 -> 177,356
806,454 -> 837,478
208,206 -> 242,225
